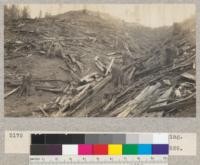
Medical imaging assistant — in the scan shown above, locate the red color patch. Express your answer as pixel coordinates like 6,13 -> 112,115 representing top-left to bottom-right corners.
93,144 -> 108,155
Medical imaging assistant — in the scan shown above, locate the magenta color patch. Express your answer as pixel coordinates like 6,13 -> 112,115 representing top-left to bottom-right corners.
78,144 -> 93,155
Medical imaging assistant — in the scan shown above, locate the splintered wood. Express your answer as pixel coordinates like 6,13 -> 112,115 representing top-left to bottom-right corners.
4,10 -> 196,117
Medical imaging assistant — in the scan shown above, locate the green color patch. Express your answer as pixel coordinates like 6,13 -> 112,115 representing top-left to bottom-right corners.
123,144 -> 138,155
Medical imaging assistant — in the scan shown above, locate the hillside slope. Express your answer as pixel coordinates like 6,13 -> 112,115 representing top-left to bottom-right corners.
4,10 -> 196,117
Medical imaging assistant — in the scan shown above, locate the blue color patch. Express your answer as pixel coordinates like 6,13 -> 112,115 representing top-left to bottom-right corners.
138,144 -> 152,155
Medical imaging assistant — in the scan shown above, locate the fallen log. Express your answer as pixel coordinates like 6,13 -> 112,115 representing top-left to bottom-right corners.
67,54 -> 83,71
113,82 -> 161,117
181,72 -> 195,81
4,86 -> 20,99
95,56 -> 106,72
63,59 -> 77,73
4,55 -> 25,60
33,79 -> 67,83
105,58 -> 115,76
69,75 -> 112,116
80,72 -> 98,83
56,84 -> 91,115
35,86 -> 63,93
59,66 -> 80,81
103,77 -> 146,113
95,61 -> 105,72
128,67 -> 136,81
150,87 -> 173,109
149,62 -> 193,84
107,52 -> 118,56
148,93 -> 196,112
39,106 -> 49,117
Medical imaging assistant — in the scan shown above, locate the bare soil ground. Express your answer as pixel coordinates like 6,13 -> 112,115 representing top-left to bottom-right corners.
4,10 -> 196,117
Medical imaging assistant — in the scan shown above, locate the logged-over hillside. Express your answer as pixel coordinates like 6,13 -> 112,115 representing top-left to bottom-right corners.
4,10 -> 196,117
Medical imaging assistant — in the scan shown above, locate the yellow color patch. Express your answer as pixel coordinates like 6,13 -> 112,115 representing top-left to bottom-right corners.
108,144 -> 122,155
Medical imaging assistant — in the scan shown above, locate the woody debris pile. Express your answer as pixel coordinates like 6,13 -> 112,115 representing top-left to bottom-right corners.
4,10 -> 196,117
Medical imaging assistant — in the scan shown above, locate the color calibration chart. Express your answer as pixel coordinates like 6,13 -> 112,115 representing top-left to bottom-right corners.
5,132 -> 196,165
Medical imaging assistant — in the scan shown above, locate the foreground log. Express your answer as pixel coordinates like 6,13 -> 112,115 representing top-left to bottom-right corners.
105,58 -> 115,76
128,67 -> 136,81
35,86 -> 63,93
150,87 -> 173,109
69,75 -> 112,116
95,56 -> 106,73
4,86 -> 20,99
148,92 -> 195,112
103,77 -> 147,113
181,72 -> 195,81
80,72 -> 99,83
56,84 -> 91,116
112,82 -> 161,117
39,106 -> 49,117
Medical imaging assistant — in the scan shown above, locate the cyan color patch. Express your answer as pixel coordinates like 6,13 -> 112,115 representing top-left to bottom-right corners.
138,144 -> 152,155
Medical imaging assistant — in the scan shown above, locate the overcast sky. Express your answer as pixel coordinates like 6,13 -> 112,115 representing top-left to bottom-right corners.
16,4 -> 195,28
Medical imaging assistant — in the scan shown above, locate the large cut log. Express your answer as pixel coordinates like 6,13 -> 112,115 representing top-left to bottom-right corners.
95,56 -> 106,72
181,72 -> 195,81
4,55 -> 25,60
103,77 -> 146,113
4,86 -> 20,99
105,58 -> 115,76
69,75 -> 112,116
67,54 -> 83,71
56,84 -> 91,115
107,52 -> 118,56
150,87 -> 173,109
95,61 -> 105,72
128,67 -> 136,81
35,86 -> 63,93
112,82 -> 161,117
39,106 -> 49,117
33,79 -> 67,83
149,62 -> 193,84
148,93 -> 195,112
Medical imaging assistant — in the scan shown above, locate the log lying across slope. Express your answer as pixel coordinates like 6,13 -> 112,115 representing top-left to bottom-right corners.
4,11 -> 196,117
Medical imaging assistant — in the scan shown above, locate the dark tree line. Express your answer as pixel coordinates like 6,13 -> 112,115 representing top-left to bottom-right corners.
4,5 -> 30,21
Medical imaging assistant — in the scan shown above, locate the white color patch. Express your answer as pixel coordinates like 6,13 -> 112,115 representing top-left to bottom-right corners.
62,145 -> 78,155
153,133 -> 169,144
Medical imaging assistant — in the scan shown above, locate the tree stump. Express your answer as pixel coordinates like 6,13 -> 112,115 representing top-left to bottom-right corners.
18,72 -> 32,97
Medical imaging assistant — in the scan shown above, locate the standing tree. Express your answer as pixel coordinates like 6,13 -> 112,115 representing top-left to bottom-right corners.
45,12 -> 51,18
38,10 -> 43,18
21,6 -> 30,19
10,4 -> 20,20
4,5 -> 9,21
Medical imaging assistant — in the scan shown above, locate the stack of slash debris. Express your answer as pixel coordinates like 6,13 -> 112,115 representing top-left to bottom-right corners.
4,10 -> 196,117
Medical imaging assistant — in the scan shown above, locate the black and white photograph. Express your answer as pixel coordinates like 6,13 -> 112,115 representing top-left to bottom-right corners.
4,4 -> 196,117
